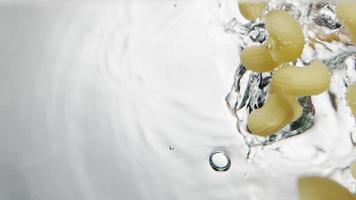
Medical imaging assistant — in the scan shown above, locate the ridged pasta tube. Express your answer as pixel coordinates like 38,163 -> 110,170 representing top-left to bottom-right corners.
336,1 -> 356,44
240,46 -> 280,72
238,0 -> 267,21
284,95 -> 302,121
271,60 -> 331,96
247,94 -> 294,137
270,86 -> 303,121
346,83 -> 356,117
298,176 -> 354,200
265,10 -> 305,63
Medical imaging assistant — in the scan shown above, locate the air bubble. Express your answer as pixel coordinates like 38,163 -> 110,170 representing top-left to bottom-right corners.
209,151 -> 231,172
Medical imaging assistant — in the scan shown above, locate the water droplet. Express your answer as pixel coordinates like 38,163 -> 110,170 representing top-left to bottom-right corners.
209,151 -> 231,172
169,146 -> 174,150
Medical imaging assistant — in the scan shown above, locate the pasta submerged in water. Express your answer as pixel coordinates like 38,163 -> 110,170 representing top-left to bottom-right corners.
240,46 -> 280,72
271,60 -> 331,96
238,0 -> 267,21
350,161 -> 356,180
238,7 -> 329,136
247,60 -> 330,137
272,88 -> 303,121
239,9 -> 305,73
247,94 -> 294,137
298,177 -> 355,200
336,1 -> 356,44
346,83 -> 356,117
265,10 -> 305,63
239,3 -> 356,199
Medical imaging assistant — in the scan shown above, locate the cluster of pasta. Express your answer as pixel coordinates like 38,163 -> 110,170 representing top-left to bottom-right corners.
238,1 -> 356,199
235,1 -> 356,198
238,2 -> 331,137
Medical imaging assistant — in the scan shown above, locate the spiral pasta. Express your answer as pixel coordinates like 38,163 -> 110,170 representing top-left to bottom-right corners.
247,94 -> 294,136
238,0 -> 267,21
336,1 -> 356,44
346,83 -> 356,117
298,176 -> 354,200
265,10 -> 305,63
271,60 -> 331,96
240,46 -> 280,72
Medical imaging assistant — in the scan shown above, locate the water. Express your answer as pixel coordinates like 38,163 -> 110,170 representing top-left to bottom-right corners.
0,1 -> 354,200
226,0 -> 356,195
209,150 -> 231,172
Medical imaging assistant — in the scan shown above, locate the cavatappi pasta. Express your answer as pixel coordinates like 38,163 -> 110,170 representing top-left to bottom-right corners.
298,176 -> 354,200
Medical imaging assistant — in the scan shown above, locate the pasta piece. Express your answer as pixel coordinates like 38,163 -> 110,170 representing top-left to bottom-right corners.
284,95 -> 302,121
247,94 -> 294,137
271,60 -> 331,96
298,176 -> 354,200
265,10 -> 305,63
240,46 -> 280,72
336,1 -> 356,44
238,0 -> 267,21
346,83 -> 356,117
350,161 -> 356,180
270,86 -> 303,121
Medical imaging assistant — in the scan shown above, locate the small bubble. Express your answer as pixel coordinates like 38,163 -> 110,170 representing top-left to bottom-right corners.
169,146 -> 174,150
174,3 -> 177,7
209,151 -> 231,172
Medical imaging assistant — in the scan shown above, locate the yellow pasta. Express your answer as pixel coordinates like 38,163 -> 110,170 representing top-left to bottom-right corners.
240,46 -> 280,72
336,1 -> 356,44
346,83 -> 356,117
270,86 -> 303,121
238,0 -> 267,21
350,161 -> 356,180
247,94 -> 294,137
298,176 -> 354,200
285,95 -> 302,121
271,60 -> 331,96
265,10 -> 305,63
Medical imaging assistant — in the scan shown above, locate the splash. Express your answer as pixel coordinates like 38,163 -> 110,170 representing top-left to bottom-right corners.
225,1 -> 356,151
